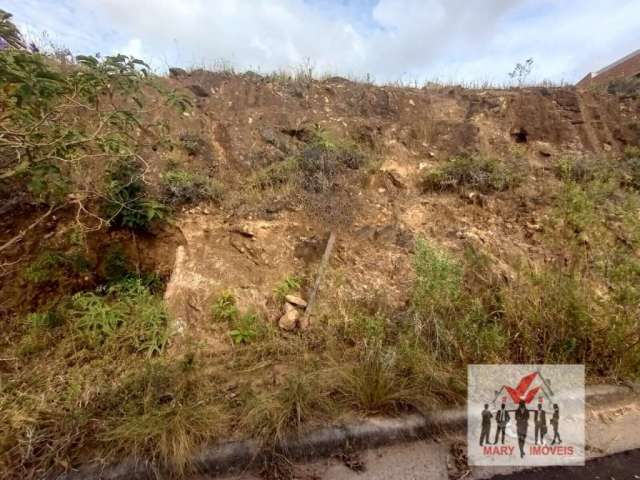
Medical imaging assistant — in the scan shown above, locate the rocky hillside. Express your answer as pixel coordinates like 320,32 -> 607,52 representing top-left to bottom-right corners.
0,29 -> 639,478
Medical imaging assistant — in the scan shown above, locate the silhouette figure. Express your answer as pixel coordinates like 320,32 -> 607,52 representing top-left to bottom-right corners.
550,404 -> 562,445
493,403 -> 510,444
515,400 -> 530,458
534,403 -> 548,444
479,404 -> 493,446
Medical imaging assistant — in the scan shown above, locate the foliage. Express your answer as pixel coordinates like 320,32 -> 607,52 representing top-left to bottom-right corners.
23,250 -> 90,283
509,58 -> 534,86
26,310 -> 61,330
70,279 -> 170,356
297,129 -> 366,193
0,9 -> 26,49
229,313 -> 259,345
273,275 -> 302,302
103,159 -> 169,230
337,343 -> 414,413
421,155 -> 521,193
211,291 -> 239,322
0,40 -> 187,232
161,168 -> 223,205
622,146 -> 640,190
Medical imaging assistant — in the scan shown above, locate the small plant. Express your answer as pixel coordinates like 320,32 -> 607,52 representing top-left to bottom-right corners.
179,133 -> 205,156
161,168 -> 223,205
103,246 -> 133,282
509,58 -> 534,87
70,279 -> 170,355
242,373 -> 331,444
23,250 -> 90,283
554,156 -> 616,184
622,146 -> 640,190
273,275 -> 302,301
26,311 -> 61,330
23,251 -> 67,283
421,155 -> 520,193
555,182 -> 596,233
104,159 -> 169,230
229,313 -> 259,345
211,291 -> 238,322
337,344 -> 413,414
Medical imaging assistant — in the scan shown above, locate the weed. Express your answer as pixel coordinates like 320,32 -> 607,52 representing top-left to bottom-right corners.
211,291 -> 239,322
179,132 -> 205,156
161,168 -> 223,205
102,245 -> 133,282
555,182 -> 596,233
273,276 -> 302,302
23,250 -> 90,283
23,251 -> 67,283
104,159 -> 169,231
421,155 -> 520,193
622,146 -> 640,190
71,279 -> 170,356
337,343 -> 414,414
25,310 -> 61,331
229,313 -> 260,345
242,373 -> 332,444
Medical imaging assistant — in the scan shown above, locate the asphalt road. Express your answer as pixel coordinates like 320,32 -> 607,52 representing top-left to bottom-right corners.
488,449 -> 640,480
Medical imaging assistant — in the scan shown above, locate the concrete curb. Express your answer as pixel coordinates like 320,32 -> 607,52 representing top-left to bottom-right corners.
59,384 -> 638,480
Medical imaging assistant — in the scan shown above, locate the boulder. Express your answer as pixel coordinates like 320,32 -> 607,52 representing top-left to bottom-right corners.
278,308 -> 300,331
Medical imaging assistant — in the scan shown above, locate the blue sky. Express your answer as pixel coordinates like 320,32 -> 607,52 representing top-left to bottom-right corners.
4,0 -> 640,84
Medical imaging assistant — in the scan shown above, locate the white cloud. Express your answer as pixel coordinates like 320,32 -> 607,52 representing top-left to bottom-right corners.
4,0 -> 640,83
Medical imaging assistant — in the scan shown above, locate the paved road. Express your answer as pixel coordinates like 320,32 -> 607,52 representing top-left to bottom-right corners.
487,448 -> 640,480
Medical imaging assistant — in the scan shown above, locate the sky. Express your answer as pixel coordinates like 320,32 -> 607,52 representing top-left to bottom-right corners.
4,0 -> 640,85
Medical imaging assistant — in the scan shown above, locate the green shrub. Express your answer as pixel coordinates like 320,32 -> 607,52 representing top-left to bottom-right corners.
337,343 -> 414,414
252,157 -> 299,190
211,291 -> 238,322
23,250 -> 90,283
273,275 -> 302,302
70,279 -> 170,355
555,156 -> 606,183
179,133 -> 205,156
103,246 -> 133,282
161,168 -> 223,205
411,238 -> 462,318
421,155 -> 520,193
622,146 -> 640,190
229,313 -> 260,345
26,311 -> 62,331
555,182 -> 596,233
103,159 -> 168,230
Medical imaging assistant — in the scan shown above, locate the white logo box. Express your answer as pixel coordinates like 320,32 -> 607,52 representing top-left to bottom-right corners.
467,364 -> 585,467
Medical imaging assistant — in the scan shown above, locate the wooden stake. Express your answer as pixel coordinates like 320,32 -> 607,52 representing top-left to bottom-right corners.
302,231 -> 336,328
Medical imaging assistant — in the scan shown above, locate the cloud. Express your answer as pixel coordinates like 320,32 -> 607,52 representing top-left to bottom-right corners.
4,0 -> 640,84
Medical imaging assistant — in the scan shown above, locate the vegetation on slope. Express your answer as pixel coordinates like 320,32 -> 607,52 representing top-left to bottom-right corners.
0,11 -> 639,479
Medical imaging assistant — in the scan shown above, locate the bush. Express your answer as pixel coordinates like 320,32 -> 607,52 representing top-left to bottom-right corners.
622,146 -> 640,190
273,275 -> 302,302
298,131 -> 366,193
26,311 -> 62,330
211,291 -> 238,322
421,155 -> 520,193
70,278 -> 170,356
103,159 -> 168,230
161,168 -> 223,205
23,250 -> 90,283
